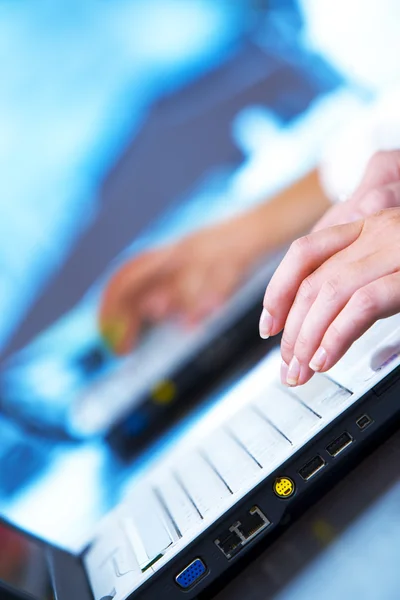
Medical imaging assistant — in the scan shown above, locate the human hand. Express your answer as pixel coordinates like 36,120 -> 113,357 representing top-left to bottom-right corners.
99,217 -> 259,354
260,153 -> 400,386
314,150 -> 400,231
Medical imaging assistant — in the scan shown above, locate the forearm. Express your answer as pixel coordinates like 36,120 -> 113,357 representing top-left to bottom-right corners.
238,168 -> 331,259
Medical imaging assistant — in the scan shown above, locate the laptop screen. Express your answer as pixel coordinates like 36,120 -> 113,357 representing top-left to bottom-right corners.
0,0 -> 381,553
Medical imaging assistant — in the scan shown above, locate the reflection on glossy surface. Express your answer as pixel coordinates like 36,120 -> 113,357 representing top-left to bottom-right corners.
0,0 -> 393,563
0,0 -> 349,443
0,522 -> 53,599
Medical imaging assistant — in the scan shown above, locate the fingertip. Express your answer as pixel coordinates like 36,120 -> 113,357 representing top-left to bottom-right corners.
297,365 -> 315,386
113,325 -> 139,355
113,338 -> 133,356
100,318 -> 132,355
286,356 -> 300,386
259,307 -> 273,339
280,360 -> 288,385
309,346 -> 327,372
285,359 -> 315,387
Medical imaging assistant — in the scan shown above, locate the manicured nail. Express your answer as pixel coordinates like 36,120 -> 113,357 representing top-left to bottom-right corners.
287,356 -> 300,386
309,347 -> 327,372
101,319 -> 126,350
259,308 -> 273,339
280,360 -> 289,385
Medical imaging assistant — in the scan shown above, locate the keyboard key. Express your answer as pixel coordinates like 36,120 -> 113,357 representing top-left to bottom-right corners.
84,525 -> 136,600
201,429 -> 261,493
289,374 -> 351,418
124,486 -> 173,571
112,545 -> 137,577
253,385 -> 321,444
174,452 -> 232,517
228,408 -> 292,472
154,474 -> 203,536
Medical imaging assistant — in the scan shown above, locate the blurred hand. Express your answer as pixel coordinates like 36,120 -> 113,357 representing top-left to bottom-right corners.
99,217 -> 259,354
260,150 -> 400,386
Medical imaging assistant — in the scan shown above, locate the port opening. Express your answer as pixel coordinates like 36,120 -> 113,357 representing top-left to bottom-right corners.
214,530 -> 242,559
326,432 -> 353,457
356,414 -> 373,431
215,506 -> 270,559
236,506 -> 270,541
299,455 -> 325,481
175,558 -> 207,589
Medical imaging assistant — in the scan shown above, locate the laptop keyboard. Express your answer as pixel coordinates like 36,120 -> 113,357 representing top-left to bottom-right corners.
84,371 -> 352,600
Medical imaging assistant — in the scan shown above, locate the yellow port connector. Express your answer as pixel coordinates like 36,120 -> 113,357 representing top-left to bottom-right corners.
273,477 -> 295,499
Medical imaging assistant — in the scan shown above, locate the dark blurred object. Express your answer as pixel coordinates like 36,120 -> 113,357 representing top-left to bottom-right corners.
0,418 -> 48,499
0,522 -> 53,600
76,347 -> 108,376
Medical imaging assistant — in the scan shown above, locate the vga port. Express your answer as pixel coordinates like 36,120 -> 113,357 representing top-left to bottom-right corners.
175,558 -> 207,589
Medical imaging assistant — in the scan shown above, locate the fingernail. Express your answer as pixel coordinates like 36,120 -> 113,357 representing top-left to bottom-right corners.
309,347 -> 327,372
101,319 -> 126,350
280,360 -> 289,385
287,356 -> 300,386
259,308 -> 273,339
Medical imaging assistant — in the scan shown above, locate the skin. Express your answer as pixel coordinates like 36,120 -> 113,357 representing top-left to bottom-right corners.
260,150 -> 400,387
99,169 -> 330,354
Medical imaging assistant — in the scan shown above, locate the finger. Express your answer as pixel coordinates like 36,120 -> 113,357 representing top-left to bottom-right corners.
357,180 -> 400,217
99,248 -> 179,350
176,268 -> 210,316
260,220 -> 363,339
312,202 -> 364,232
140,284 -> 177,321
112,283 -> 178,355
111,312 -> 142,356
308,271 -> 400,373
351,150 -> 400,203
99,247 -> 178,325
288,249 -> 400,384
282,210 -> 400,372
182,266 -> 239,325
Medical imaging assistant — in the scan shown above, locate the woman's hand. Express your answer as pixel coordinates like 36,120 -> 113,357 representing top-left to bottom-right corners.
99,216 -> 260,354
260,150 -> 400,387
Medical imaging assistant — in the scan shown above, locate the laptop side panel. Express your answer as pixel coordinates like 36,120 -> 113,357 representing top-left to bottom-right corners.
48,548 -> 93,600
134,370 -> 400,600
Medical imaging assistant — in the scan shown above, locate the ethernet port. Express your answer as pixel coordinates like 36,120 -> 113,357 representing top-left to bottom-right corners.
214,529 -> 242,559
236,506 -> 270,541
215,506 -> 270,559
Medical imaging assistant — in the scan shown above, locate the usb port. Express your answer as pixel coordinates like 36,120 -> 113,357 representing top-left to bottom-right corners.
299,455 -> 325,481
356,414 -> 373,430
326,432 -> 353,457
215,506 -> 270,559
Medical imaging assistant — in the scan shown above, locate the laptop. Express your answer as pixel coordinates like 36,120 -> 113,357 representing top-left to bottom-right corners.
1,315 -> 400,600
